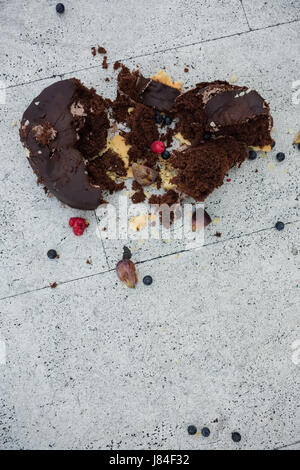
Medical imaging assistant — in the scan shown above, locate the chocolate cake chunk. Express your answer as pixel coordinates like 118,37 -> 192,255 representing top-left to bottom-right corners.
20,79 -> 110,210
169,137 -> 248,201
141,80 -> 180,112
125,103 -> 159,161
175,81 -> 273,148
117,66 -> 180,112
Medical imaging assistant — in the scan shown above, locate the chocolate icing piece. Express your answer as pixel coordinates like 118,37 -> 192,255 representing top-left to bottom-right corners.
140,80 -> 180,112
117,65 -> 180,112
19,79 -> 109,210
205,89 -> 268,127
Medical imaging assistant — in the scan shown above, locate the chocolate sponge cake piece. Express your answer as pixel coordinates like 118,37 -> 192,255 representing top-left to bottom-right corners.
175,81 -> 273,148
20,79 -> 110,210
169,137 -> 248,201
117,65 -> 180,112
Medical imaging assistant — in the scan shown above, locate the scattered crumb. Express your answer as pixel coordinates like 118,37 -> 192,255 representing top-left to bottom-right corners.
151,70 -> 182,91
86,258 -> 92,265
129,214 -> 147,232
50,282 -> 57,289
11,121 -> 17,127
215,232 -> 222,237
105,77 -> 110,82
184,67 -> 189,73
293,131 -> 300,144
113,60 -> 122,70
288,128 -> 295,135
175,132 -> 191,146
102,56 -> 108,69
98,45 -> 107,54
91,47 -> 97,57
267,162 -> 275,171
230,74 -> 238,83
212,217 -> 220,225
174,254 -> 180,259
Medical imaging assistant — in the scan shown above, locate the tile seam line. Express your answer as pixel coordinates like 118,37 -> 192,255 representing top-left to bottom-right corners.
274,439 -> 300,450
239,0 -> 251,30
1,219 -> 299,303
3,18 -> 300,90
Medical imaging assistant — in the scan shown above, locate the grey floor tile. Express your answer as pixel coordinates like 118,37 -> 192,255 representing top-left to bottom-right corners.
242,0 -> 300,29
0,0 -> 249,87
0,222 -> 299,449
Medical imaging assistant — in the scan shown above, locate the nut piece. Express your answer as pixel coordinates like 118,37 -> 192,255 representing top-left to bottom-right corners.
116,259 -> 138,288
192,209 -> 212,232
132,163 -> 158,186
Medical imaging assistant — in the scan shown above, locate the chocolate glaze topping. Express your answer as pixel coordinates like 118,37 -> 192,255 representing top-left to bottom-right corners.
205,89 -> 268,127
141,80 -> 180,112
19,79 -> 109,210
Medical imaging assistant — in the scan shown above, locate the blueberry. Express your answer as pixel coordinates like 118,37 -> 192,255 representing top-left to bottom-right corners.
154,110 -> 163,124
275,221 -> 285,231
231,432 -> 241,443
47,249 -> 57,259
201,427 -> 210,437
164,116 -> 172,126
143,275 -> 153,286
276,152 -> 285,162
204,132 -> 211,141
56,3 -> 65,14
272,141 -> 276,149
248,150 -> 257,160
162,150 -> 171,160
187,425 -> 197,435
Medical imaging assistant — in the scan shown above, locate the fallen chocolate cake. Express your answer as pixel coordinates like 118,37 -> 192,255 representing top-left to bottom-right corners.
175,81 -> 273,149
20,69 -> 274,213
20,79 -> 111,210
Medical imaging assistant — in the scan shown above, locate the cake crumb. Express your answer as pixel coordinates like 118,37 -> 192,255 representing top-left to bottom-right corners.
50,282 -> 57,289
215,231 -> 222,237
102,56 -> 108,69
184,67 -> 189,73
230,74 -> 238,83
105,77 -> 110,82
113,61 -> 122,70
91,47 -> 97,57
86,258 -> 92,265
212,217 -> 220,225
98,45 -> 107,54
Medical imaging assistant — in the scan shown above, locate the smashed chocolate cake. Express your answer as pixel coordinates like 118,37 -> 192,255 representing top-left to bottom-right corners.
20,66 -> 274,215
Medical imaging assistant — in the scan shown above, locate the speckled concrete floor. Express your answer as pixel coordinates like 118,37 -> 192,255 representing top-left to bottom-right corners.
0,0 -> 299,450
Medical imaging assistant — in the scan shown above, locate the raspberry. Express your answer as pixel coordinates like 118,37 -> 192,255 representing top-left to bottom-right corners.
150,140 -> 165,154
69,217 -> 88,236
